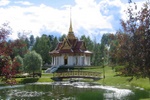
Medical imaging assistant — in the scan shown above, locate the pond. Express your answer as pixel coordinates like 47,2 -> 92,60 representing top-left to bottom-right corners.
0,82 -> 149,100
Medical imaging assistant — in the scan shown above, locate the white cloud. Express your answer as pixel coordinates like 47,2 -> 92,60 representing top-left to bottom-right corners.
0,0 -> 146,40
0,0 -> 10,6
120,0 -> 146,21
14,1 -> 33,6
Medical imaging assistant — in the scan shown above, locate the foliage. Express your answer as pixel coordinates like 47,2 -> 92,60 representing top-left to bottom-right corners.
92,42 -> 101,66
119,1 -> 150,78
80,35 -> 97,65
59,34 -> 66,41
0,23 -> 24,85
29,35 -> 35,46
99,33 -> 115,66
25,38 -> 30,49
15,55 -> 24,72
24,51 -> 42,78
49,35 -> 58,51
0,55 -> 18,84
114,66 -> 125,74
80,35 -> 93,51
20,78 -> 39,84
32,34 -> 51,64
10,39 -> 28,58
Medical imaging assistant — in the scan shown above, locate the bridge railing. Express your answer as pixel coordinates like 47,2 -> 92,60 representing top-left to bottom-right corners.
53,71 -> 101,78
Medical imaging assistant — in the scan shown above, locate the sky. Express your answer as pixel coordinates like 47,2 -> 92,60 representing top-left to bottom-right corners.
0,0 -> 147,42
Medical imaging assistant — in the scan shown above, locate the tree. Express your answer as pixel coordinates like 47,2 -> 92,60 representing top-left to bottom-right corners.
92,42 -> 101,66
32,34 -> 51,64
59,34 -> 66,41
80,35 -> 94,51
0,23 -> 22,84
100,33 -> 115,66
29,35 -> 35,46
15,55 -> 24,72
120,1 -> 150,79
10,39 -> 28,58
24,51 -> 42,78
49,35 -> 58,51
25,38 -> 30,49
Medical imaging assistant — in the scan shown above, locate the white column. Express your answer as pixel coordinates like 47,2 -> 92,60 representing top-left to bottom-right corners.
79,56 -> 80,65
51,57 -> 53,65
68,56 -> 70,65
52,56 -> 54,65
86,56 -> 88,65
71,56 -> 73,65
78,56 -> 80,66
69,56 -> 73,65
55,56 -> 57,65
77,56 -> 78,65
79,56 -> 81,66
55,56 -> 56,65
54,56 -> 56,65
74,56 -> 76,65
69,56 -> 71,65
76,56 -> 78,65
58,56 -> 60,65
61,55 -> 63,65
59,56 -> 61,65
57,57 -> 58,65
84,56 -> 87,65
53,56 -> 55,65
88,56 -> 90,65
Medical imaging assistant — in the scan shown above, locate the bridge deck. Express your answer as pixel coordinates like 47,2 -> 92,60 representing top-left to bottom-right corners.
51,71 -> 102,81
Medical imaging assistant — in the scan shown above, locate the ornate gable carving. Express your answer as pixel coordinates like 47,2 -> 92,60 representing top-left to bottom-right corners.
80,42 -> 86,50
61,38 -> 71,50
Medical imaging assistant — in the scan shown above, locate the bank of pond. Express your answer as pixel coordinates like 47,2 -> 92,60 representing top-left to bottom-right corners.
0,66 -> 150,99
0,82 -> 150,100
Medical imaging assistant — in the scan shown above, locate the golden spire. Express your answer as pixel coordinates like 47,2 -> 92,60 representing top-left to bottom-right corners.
67,7 -> 76,40
69,7 -> 73,33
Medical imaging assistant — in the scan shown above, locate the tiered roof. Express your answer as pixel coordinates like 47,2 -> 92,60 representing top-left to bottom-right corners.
49,17 -> 92,55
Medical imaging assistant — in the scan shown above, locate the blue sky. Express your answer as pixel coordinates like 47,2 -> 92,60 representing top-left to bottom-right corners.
0,0 -> 146,42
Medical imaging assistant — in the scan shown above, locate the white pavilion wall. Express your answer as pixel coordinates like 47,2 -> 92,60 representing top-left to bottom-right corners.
52,56 -> 63,66
68,56 -> 74,65
52,54 -> 91,66
84,55 -> 90,66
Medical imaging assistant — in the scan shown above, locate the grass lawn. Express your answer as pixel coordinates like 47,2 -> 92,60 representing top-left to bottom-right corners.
87,66 -> 150,90
38,73 -> 54,82
72,66 -> 150,90
2,66 -> 150,90
15,73 -> 54,83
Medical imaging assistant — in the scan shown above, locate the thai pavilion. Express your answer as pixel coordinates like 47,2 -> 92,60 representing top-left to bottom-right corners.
49,19 -> 92,67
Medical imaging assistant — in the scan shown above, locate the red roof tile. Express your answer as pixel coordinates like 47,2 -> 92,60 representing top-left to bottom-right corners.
50,37 -> 92,55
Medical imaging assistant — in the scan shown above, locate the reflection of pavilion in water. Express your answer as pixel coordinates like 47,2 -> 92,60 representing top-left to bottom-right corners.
51,82 -> 94,99
51,82 -> 134,100
49,16 -> 92,67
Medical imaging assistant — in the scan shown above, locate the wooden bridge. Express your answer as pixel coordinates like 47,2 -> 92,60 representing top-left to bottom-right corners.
51,71 -> 102,81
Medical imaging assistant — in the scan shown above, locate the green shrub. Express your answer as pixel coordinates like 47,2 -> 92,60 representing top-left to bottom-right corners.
20,78 -> 39,84
13,74 -> 26,78
115,66 -> 124,72
42,64 -> 51,70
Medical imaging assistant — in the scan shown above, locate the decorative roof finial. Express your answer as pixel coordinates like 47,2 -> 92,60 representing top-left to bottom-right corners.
67,7 -> 76,40
69,7 -> 73,33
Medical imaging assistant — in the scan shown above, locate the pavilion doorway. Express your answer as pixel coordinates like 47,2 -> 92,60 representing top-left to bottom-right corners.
64,55 -> 68,65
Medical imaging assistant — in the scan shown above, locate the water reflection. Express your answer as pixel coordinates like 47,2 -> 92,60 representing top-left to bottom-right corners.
0,82 -> 149,100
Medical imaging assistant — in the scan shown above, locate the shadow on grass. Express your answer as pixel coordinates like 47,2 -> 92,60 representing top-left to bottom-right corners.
20,78 -> 39,84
